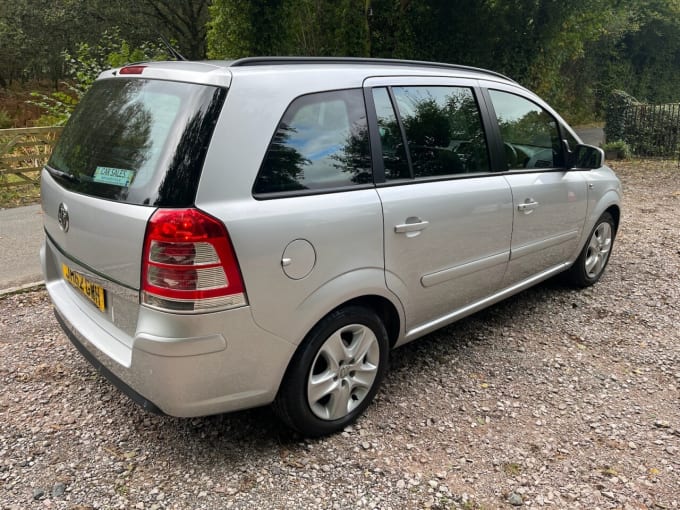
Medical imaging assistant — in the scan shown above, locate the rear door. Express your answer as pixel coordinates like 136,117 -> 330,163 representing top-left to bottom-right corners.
481,86 -> 588,285
365,77 -> 513,335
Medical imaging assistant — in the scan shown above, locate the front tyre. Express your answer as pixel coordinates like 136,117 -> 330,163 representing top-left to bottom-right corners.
565,212 -> 616,287
274,306 -> 389,437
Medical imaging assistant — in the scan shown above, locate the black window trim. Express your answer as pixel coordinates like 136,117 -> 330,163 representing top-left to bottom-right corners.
362,86 -> 385,184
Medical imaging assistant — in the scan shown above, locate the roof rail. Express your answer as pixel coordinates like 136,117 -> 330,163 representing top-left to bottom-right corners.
229,56 -> 515,83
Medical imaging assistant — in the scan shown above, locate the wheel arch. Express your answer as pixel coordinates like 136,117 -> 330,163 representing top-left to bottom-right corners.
577,192 -> 621,255
289,269 -> 405,350
605,204 -> 621,234
328,295 -> 401,349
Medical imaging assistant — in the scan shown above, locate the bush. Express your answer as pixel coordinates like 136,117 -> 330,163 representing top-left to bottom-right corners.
604,90 -> 638,142
602,140 -> 632,159
0,109 -> 13,129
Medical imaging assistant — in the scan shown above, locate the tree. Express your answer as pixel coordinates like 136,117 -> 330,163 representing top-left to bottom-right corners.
130,0 -> 211,59
208,0 -> 289,58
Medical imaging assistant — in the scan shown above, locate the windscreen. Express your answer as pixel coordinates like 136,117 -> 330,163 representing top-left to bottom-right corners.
47,78 -> 226,206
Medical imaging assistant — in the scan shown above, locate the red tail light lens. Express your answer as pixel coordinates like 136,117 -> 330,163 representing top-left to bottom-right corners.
119,65 -> 147,75
141,208 -> 247,313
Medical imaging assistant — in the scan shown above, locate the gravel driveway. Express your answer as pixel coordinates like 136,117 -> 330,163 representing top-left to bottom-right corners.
1,161 -> 678,510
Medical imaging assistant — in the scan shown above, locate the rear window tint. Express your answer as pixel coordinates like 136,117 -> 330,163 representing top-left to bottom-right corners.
47,78 -> 226,206
253,89 -> 371,195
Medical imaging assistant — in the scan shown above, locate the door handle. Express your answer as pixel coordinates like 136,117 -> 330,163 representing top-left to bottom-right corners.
394,219 -> 429,233
517,200 -> 539,213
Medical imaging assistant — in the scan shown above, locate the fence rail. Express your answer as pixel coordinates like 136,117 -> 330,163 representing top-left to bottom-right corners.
619,102 -> 680,158
605,91 -> 680,160
0,127 -> 63,188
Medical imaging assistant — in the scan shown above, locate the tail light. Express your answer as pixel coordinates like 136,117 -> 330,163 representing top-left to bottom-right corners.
119,65 -> 147,75
141,208 -> 247,313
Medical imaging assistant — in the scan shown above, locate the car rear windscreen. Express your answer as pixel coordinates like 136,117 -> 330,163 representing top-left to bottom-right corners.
47,78 -> 226,206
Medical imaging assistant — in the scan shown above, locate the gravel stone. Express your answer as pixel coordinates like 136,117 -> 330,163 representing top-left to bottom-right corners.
52,481 -> 66,497
1,160 -> 679,509
508,491 -> 524,506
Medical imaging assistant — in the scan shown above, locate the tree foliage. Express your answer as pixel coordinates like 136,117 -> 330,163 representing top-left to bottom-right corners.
4,0 -> 680,124
207,0 -> 680,122
0,0 -> 209,88
29,29 -> 171,125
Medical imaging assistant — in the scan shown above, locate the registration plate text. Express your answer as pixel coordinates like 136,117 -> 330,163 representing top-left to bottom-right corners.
62,264 -> 106,312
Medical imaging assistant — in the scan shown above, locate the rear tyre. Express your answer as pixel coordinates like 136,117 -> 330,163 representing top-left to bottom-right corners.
273,306 -> 389,437
564,212 -> 616,287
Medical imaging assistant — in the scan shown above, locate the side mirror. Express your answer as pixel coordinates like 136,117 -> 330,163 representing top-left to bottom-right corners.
568,143 -> 604,170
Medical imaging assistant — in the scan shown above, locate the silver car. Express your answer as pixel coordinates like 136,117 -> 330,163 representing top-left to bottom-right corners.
41,57 -> 621,436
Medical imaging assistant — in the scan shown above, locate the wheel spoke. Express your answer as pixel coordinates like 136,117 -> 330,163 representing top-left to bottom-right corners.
318,331 -> 347,372
599,230 -> 612,254
349,364 -> 378,390
585,252 -> 598,274
592,254 -> 603,276
348,327 -> 377,362
326,382 -> 352,420
308,372 -> 338,405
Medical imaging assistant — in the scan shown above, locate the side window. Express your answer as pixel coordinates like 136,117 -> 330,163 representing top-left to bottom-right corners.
253,89 -> 371,194
393,86 -> 490,178
488,90 -> 563,170
371,86 -> 490,180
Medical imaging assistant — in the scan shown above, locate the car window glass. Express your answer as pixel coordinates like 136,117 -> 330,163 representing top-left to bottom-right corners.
253,89 -> 371,194
47,79 -> 226,206
489,89 -> 563,170
391,86 -> 490,178
372,88 -> 411,180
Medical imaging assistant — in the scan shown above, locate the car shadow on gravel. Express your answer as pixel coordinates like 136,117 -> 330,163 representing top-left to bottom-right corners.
387,276 -> 576,370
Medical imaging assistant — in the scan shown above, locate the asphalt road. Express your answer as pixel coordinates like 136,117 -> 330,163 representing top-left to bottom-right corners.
0,204 -> 44,293
576,126 -> 605,147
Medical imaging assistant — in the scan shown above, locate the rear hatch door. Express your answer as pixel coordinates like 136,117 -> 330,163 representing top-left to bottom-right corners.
42,73 -> 227,310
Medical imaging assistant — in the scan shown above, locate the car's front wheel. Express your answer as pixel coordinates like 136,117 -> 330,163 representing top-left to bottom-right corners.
274,306 -> 389,437
565,211 -> 616,287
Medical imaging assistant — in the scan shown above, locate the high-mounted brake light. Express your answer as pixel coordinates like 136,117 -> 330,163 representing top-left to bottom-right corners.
119,65 -> 147,75
141,208 -> 247,313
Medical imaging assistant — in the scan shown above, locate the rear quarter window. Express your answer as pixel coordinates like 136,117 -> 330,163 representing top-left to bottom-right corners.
253,89 -> 372,195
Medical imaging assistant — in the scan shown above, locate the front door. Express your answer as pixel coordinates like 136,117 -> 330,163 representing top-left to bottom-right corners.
484,88 -> 588,284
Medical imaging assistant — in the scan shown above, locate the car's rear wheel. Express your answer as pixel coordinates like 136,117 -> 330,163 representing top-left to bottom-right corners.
274,306 -> 389,437
565,211 -> 616,287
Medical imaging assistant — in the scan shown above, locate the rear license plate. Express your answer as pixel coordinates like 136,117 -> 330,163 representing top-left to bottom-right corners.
62,263 -> 106,312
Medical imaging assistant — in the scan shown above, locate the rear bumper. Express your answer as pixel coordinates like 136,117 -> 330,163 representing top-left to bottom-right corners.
54,310 -> 165,415
42,239 -> 297,418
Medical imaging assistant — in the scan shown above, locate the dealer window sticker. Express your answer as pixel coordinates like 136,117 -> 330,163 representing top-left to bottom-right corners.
93,166 -> 136,187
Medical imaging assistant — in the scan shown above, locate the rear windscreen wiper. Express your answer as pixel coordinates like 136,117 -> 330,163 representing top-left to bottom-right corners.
46,165 -> 80,184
